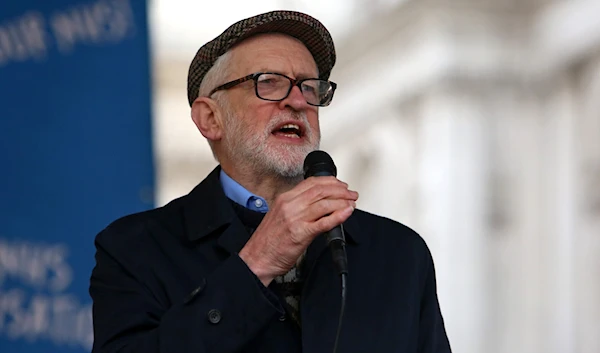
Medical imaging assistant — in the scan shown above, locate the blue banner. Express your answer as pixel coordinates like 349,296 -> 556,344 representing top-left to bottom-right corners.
0,1 -> 154,352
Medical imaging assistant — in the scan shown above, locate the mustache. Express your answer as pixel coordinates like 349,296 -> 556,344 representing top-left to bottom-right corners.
265,111 -> 311,134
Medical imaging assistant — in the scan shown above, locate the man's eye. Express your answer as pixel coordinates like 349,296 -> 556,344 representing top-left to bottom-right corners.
258,78 -> 276,84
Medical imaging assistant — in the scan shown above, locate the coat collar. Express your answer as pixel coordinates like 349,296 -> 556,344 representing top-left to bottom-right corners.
183,166 -> 235,241
182,166 -> 368,253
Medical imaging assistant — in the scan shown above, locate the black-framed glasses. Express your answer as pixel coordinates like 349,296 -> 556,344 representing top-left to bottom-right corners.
209,72 -> 337,107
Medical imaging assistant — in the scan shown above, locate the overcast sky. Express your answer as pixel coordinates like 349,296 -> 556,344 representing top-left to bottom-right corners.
149,0 -> 360,61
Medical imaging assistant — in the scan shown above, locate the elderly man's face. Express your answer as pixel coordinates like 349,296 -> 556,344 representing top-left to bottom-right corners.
218,33 -> 321,179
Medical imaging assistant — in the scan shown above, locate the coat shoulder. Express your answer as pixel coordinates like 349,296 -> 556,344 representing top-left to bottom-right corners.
93,194 -> 188,255
351,208 -> 431,256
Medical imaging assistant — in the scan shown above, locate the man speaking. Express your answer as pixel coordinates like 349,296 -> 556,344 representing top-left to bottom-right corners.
89,10 -> 452,353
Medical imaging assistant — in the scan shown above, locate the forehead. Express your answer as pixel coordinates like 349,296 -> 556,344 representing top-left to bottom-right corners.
228,33 -> 318,77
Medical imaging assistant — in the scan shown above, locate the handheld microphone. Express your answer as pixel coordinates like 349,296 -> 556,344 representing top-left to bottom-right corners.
303,150 -> 349,276
303,150 -> 349,353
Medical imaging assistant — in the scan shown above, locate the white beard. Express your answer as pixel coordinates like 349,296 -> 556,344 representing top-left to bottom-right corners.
221,106 -> 320,180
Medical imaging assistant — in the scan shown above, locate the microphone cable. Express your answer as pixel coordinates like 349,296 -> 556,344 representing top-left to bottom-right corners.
332,271 -> 347,353
330,224 -> 348,353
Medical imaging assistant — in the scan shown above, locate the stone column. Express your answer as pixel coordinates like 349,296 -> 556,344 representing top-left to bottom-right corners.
572,54 -> 600,353
413,83 -> 493,353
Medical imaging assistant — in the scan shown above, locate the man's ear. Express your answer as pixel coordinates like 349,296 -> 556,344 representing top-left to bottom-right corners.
191,97 -> 224,142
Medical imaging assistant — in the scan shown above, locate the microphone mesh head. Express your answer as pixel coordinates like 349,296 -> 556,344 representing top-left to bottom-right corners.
303,150 -> 337,178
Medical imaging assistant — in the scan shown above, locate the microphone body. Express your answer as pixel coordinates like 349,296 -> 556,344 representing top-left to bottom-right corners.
325,225 -> 348,276
303,151 -> 349,276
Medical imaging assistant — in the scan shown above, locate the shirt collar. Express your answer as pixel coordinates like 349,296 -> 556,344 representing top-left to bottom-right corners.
219,169 -> 269,213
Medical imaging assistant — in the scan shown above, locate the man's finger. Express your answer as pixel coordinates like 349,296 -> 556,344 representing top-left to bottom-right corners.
301,199 -> 356,222
309,205 -> 355,235
300,184 -> 358,206
282,176 -> 347,199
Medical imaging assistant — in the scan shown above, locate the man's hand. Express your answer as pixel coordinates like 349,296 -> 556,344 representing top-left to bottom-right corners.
238,176 -> 358,286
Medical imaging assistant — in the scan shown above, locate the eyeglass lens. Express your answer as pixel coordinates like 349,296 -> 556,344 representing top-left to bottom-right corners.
255,73 -> 333,106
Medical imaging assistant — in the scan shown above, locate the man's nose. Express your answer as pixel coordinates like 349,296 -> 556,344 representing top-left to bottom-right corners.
279,85 -> 309,111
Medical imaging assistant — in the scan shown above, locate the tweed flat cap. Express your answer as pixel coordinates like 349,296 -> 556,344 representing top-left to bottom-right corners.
187,10 -> 336,106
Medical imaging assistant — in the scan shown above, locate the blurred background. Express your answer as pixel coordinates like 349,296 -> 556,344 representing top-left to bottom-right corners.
1,0 -> 599,353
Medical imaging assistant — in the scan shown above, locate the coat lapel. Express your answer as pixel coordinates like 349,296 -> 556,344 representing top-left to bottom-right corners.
178,166 -> 253,257
302,216 -> 364,280
215,218 -> 252,255
182,166 -> 233,241
301,216 -> 364,353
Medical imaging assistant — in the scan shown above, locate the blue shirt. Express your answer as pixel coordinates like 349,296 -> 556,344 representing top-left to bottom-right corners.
220,169 -> 269,213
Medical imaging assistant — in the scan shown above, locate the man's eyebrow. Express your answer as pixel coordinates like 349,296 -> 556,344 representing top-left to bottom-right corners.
257,69 -> 319,79
295,73 -> 319,80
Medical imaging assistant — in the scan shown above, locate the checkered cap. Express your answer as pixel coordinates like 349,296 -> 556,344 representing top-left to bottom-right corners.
187,10 -> 336,106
